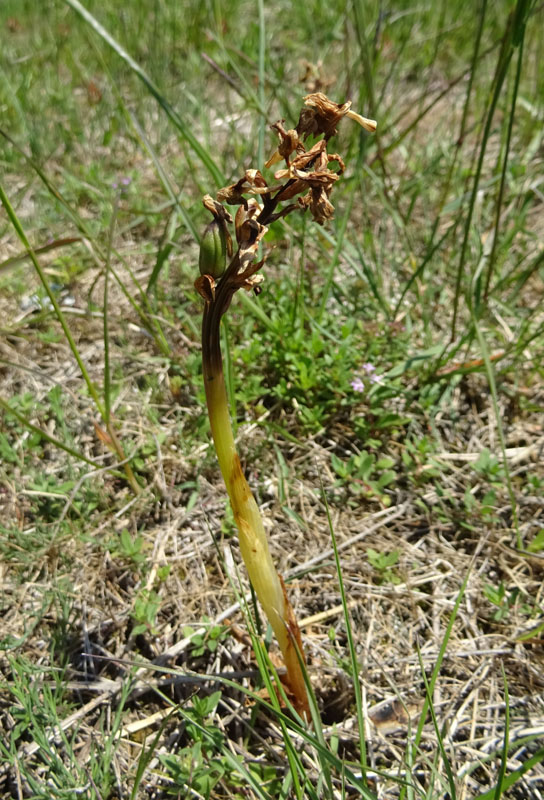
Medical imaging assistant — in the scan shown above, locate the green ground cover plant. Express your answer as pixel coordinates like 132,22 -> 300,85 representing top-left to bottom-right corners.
1,0 -> 543,797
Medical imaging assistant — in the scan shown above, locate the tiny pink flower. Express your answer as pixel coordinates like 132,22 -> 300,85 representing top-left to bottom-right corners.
351,377 -> 365,392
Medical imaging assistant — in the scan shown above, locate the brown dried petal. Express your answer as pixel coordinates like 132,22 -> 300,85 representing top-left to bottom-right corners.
304,92 -> 352,116
217,178 -> 247,206
315,148 -> 328,172
327,153 -> 346,175
270,125 -> 300,163
296,92 -> 352,140
295,106 -> 320,139
309,187 -> 335,224
217,170 -> 271,206
298,187 -> 335,225
291,168 -> 339,189
235,199 -> 262,244
265,121 -> 302,168
279,129 -> 300,158
202,194 -> 233,224
237,220 -> 269,275
290,139 -> 327,171
264,149 -> 283,169
346,109 -> 377,133
273,167 -> 291,181
244,169 -> 269,192
239,270 -> 265,293
194,273 -> 216,303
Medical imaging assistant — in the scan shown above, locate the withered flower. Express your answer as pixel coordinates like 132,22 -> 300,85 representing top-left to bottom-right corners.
297,92 -> 377,140
265,121 -> 302,168
202,193 -> 234,224
265,93 -> 373,195
194,94 -> 375,716
217,169 -> 274,206
237,216 -> 269,284
271,142 -> 346,226
296,92 -> 352,140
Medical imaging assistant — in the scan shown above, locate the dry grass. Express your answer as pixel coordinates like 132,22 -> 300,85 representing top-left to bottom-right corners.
1,269 -> 543,795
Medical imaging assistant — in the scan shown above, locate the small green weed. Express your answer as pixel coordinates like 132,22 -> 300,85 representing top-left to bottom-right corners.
112,527 -> 146,567
527,529 -> 544,553
462,486 -> 501,526
26,475 -> 77,520
484,582 -> 533,623
401,437 -> 442,484
131,589 -> 161,637
182,617 -> 230,659
159,690 -> 241,797
367,548 -> 401,585
132,431 -> 167,474
472,448 -> 506,484
331,450 -> 396,505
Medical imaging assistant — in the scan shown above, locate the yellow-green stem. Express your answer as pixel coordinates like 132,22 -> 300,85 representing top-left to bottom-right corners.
106,422 -> 141,495
203,308 -> 308,715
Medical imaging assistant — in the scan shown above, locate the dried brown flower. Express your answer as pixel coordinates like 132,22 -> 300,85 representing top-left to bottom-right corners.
296,92 -> 353,141
196,94 -> 375,304
265,121 -> 301,168
299,92 -> 377,138
217,170 -> 273,206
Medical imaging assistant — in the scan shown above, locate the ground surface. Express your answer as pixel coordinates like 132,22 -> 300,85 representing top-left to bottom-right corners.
1,1 -> 543,798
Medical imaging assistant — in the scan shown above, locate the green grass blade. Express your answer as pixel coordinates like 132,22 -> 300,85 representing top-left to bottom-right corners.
473,751 -> 544,800
0,395 -> 100,471
400,567 -> 471,800
129,711 -> 175,800
129,110 -> 199,244
418,647 -> 457,799
484,21 -> 526,298
451,0 -> 532,339
320,473 -> 368,781
393,227 -> 451,318
317,177 -> 358,323
471,309 -> 520,544
103,198 -> 118,424
64,0 -> 224,188
0,181 -> 105,418
493,665 -> 510,800
257,0 -> 266,169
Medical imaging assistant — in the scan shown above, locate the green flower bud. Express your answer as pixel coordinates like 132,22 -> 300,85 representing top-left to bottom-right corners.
199,218 -> 227,279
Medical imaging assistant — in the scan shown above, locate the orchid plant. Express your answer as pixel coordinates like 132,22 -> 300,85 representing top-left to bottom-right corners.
195,93 -> 376,716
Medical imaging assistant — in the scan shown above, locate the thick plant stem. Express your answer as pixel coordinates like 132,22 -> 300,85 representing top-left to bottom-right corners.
202,303 -> 309,716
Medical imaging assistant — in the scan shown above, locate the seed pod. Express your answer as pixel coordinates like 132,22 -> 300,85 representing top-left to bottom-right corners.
199,218 -> 227,279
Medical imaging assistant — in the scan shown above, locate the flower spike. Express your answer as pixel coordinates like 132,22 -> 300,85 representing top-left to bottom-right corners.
195,94 -> 376,716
